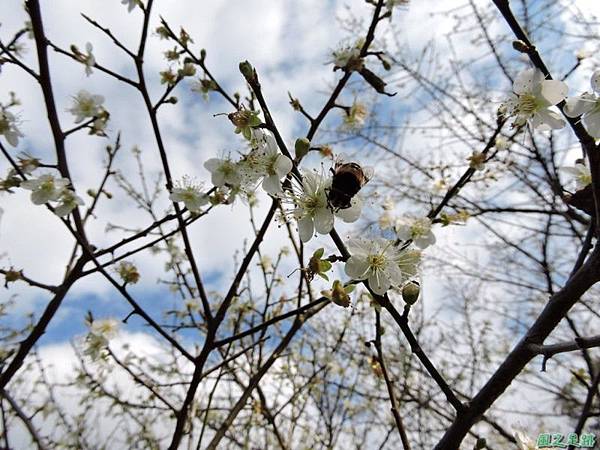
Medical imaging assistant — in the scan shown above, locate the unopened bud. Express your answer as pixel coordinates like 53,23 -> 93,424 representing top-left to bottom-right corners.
402,281 -> 420,305
512,40 -> 530,53
239,60 -> 256,83
294,138 -> 310,160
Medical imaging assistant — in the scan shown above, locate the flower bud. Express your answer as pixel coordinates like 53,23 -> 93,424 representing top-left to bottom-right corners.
402,281 -> 420,305
239,61 -> 256,83
512,40 -> 530,53
294,138 -> 310,160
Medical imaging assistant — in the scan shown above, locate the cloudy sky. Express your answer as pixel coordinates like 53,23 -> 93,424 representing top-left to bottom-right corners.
2,0 -> 600,447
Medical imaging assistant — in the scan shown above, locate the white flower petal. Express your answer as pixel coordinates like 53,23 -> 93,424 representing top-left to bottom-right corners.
564,94 -> 596,118
414,231 -> 436,249
592,69 -> 600,93
513,68 -> 536,95
314,207 -> 334,234
344,256 -> 369,279
335,196 -> 363,223
540,79 -> 568,105
31,190 -> 51,205
298,216 -> 314,243
274,155 -> 292,178
395,223 -> 411,241
384,263 -> 403,286
583,110 -> 600,138
534,109 -> 565,130
261,174 -> 282,195
368,271 -> 389,295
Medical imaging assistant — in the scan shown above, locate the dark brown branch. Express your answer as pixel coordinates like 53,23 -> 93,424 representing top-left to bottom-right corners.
529,335 -> 600,371
0,256 -> 86,390
373,310 -> 411,450
435,246 -> 600,448
212,296 -> 328,348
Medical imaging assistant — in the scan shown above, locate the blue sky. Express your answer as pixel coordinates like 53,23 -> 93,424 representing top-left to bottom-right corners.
2,1 -> 600,446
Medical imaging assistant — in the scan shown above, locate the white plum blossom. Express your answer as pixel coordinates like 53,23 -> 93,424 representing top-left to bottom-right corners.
564,69 -> 600,138
242,130 -> 292,195
501,68 -> 568,130
467,151 -> 486,171
90,318 -> 120,339
204,156 -> 242,187
562,162 -> 592,190
0,108 -> 23,147
289,171 -> 334,242
21,174 -> 70,205
169,178 -> 209,213
344,237 -> 405,295
332,40 -> 364,69
395,216 -> 436,249
68,90 -> 105,123
54,190 -> 84,217
343,101 -> 368,129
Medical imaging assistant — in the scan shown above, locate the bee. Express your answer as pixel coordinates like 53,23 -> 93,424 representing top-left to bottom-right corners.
327,157 -> 372,210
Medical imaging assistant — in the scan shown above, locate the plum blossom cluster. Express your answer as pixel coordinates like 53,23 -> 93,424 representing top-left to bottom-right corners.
20,174 -> 83,217
280,169 -> 362,243
68,90 -> 109,136
204,129 -> 292,201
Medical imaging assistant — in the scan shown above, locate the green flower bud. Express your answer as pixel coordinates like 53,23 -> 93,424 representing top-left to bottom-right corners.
294,138 -> 310,160
402,281 -> 420,305
239,60 -> 256,83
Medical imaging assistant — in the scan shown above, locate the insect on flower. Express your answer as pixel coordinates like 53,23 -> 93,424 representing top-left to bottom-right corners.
327,156 -> 373,211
